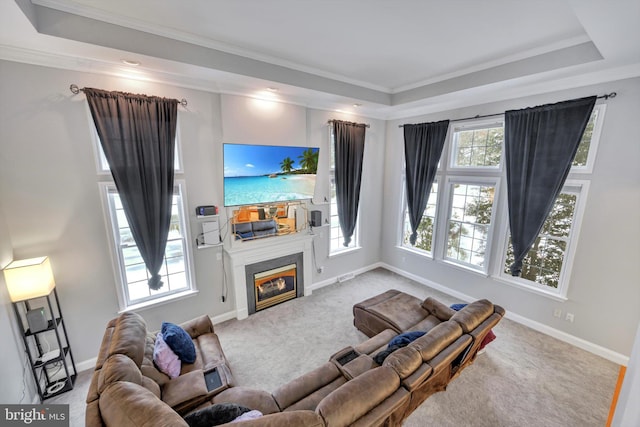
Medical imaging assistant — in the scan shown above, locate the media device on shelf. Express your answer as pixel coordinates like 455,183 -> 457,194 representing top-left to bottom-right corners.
223,143 -> 319,207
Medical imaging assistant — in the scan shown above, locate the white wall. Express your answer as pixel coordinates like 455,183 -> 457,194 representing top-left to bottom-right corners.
0,199 -> 37,403
381,78 -> 640,358
0,60 -> 386,371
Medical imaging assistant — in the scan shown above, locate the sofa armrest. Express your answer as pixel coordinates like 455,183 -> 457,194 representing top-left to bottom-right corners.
179,315 -> 214,339
161,370 -> 208,413
213,387 -> 281,415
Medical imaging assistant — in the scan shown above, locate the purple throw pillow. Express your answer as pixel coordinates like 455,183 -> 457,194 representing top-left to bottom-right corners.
153,332 -> 181,378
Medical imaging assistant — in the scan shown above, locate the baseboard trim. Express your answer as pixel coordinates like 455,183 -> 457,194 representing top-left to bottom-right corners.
210,310 -> 238,325
380,263 -> 630,366
77,357 -> 97,372
309,262 -> 384,292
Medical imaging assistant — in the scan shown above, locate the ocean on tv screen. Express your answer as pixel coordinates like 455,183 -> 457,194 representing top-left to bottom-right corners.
224,174 -> 316,206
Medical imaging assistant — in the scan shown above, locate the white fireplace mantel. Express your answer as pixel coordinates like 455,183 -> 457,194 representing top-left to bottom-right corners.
224,232 -> 314,319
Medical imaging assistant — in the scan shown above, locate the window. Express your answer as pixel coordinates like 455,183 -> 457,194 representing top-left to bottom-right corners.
101,181 -> 195,309
445,181 -> 497,270
503,190 -> 577,289
399,106 -> 604,298
329,129 -> 358,254
401,182 -> 438,255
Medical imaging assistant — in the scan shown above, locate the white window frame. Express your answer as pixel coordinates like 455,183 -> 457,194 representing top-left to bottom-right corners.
571,104 -> 605,173
328,127 -> 359,256
449,118 -> 505,172
440,176 -> 501,274
99,180 -> 197,311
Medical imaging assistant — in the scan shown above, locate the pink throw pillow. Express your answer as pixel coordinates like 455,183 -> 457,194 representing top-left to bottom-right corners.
153,332 -> 181,378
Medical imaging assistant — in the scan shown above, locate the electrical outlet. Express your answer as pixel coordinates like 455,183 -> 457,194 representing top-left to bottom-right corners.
565,313 -> 574,322
553,308 -> 562,318
317,266 -> 324,274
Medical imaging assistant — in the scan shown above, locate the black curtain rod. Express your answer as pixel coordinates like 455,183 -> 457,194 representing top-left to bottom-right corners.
327,119 -> 370,128
69,84 -> 188,107
398,92 -> 617,128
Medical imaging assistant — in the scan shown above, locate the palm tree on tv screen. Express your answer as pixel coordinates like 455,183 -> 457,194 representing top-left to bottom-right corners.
280,157 -> 294,173
298,148 -> 318,173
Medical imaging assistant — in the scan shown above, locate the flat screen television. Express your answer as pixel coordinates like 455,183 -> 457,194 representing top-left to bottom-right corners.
223,143 -> 319,207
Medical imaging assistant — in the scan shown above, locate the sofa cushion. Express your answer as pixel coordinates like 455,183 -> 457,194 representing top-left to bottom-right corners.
410,321 -> 463,361
97,354 -> 143,394
162,322 -> 197,364
273,362 -> 344,411
382,346 -> 423,379
363,292 -> 426,332
99,381 -> 188,427
316,366 -> 400,427
421,297 -> 456,321
109,312 -> 147,367
153,333 -> 181,379
450,299 -> 494,333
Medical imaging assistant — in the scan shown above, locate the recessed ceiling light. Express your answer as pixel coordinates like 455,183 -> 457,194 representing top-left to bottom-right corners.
353,103 -> 362,108
121,59 -> 141,66
267,87 -> 279,92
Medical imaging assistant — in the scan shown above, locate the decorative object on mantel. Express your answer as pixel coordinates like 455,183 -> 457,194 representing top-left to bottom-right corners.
3,256 -> 77,401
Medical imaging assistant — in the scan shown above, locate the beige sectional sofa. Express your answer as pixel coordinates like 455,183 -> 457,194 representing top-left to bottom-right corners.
86,289 -> 504,426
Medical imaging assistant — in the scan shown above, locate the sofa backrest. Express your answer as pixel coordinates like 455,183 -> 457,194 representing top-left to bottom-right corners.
87,312 -> 166,427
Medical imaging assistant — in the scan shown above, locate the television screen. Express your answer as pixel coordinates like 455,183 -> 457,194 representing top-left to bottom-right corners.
223,143 -> 319,206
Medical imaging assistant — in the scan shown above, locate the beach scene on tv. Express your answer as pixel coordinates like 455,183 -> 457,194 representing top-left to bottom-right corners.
223,144 -> 319,206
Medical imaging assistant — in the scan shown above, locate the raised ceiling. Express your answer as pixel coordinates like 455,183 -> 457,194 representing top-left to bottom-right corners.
1,0 -> 639,118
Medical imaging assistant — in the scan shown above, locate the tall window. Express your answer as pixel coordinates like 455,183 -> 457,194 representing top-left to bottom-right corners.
101,182 -> 195,309
92,116 -> 195,310
329,129 -> 358,254
399,105 -> 604,297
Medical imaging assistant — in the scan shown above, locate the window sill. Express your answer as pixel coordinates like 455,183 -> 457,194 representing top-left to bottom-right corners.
441,258 -> 489,277
493,276 -> 568,302
329,246 -> 361,258
119,289 -> 200,314
397,245 -> 434,259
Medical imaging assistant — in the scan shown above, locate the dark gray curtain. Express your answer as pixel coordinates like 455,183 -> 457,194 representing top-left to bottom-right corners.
505,96 -> 596,276
333,120 -> 366,246
403,120 -> 449,245
84,88 -> 178,290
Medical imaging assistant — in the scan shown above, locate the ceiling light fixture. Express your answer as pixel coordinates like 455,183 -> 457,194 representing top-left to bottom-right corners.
353,103 -> 362,108
121,59 -> 141,66
267,87 -> 279,92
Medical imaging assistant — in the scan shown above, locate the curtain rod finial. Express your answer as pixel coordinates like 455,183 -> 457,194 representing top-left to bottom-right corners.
70,84 -> 80,95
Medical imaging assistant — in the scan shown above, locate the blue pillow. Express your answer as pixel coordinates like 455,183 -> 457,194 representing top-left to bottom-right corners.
388,331 -> 426,348
450,303 -> 467,311
161,322 -> 196,364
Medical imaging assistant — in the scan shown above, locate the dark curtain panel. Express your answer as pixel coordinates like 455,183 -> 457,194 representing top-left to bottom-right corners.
333,120 -> 366,246
84,88 -> 178,290
505,96 -> 596,276
403,120 -> 450,245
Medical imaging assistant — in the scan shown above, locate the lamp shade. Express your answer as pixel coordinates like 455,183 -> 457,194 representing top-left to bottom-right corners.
2,256 -> 56,302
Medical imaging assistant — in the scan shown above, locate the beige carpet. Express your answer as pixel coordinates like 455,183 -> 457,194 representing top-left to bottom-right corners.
50,267 -> 619,426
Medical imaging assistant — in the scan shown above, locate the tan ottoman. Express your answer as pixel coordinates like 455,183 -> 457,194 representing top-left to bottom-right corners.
353,289 -> 428,337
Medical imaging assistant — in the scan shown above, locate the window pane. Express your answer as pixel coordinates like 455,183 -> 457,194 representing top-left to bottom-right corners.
452,126 -> 503,168
403,183 -> 438,254
573,110 -> 598,167
446,183 -> 495,268
109,186 -> 192,306
504,192 -> 577,288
